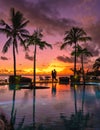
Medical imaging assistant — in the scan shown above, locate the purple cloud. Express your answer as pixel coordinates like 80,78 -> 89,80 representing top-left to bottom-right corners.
0,0 -> 77,35
0,56 -> 9,60
57,55 -> 74,63
57,55 -> 92,64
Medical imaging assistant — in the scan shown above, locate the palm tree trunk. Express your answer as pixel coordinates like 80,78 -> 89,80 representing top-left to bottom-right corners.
10,39 -> 16,126
13,40 -> 16,78
74,42 -> 77,114
33,44 -> 36,129
81,54 -> 85,84
33,43 -> 36,87
74,42 -> 77,77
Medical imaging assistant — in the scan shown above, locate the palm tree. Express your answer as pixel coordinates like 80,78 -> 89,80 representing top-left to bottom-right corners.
0,8 -> 29,79
0,8 -> 29,127
71,45 -> 92,83
25,29 -> 52,128
26,29 -> 52,87
93,57 -> 100,71
61,27 -> 92,78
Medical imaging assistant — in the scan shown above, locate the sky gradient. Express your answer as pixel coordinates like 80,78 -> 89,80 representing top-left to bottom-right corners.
0,0 -> 100,76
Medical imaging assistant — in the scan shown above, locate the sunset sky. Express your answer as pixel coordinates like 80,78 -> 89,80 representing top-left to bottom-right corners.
0,0 -> 100,76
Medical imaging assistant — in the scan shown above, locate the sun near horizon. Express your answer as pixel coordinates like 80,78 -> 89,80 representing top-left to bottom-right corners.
0,60 -> 73,76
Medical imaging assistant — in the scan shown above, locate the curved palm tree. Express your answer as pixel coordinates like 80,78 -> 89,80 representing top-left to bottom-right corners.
93,57 -> 100,71
26,29 -> 52,87
71,45 -> 92,83
0,8 -> 29,78
61,27 -> 92,78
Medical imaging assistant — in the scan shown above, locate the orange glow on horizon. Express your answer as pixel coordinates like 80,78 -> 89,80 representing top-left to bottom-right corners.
1,58 -> 91,76
0,60 -> 73,76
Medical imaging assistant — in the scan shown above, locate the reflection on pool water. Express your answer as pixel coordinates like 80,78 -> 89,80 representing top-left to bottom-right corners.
0,82 -> 100,129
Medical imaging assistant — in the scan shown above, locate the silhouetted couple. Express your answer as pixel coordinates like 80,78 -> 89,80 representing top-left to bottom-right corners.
51,69 -> 57,82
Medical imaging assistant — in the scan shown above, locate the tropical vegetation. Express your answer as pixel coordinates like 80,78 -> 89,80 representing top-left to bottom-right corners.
93,57 -> 100,71
0,8 -> 30,128
25,29 -> 52,87
0,8 -> 29,79
0,7 -> 98,130
71,44 -> 92,82
60,27 -> 92,79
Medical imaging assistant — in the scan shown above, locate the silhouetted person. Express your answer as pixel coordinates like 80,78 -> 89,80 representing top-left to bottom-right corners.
53,69 -> 57,81
51,70 -> 54,82
51,69 -> 57,82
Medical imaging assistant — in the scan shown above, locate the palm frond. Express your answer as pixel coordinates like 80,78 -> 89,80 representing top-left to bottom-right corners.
93,58 -> 100,70
0,28 -> 11,36
25,29 -> 52,52
71,44 -> 92,59
19,20 -> 29,29
2,38 -> 12,53
17,35 -> 27,51
0,20 -> 11,31
71,50 -> 80,57
93,63 -> 99,70
0,20 -> 12,38
17,35 -> 24,44
34,28 -> 43,38
71,51 -> 75,56
60,41 -> 72,50
20,33 -> 30,39
39,41 -> 52,50
84,49 -> 93,57
20,29 -> 29,35
60,42 -> 67,50
10,8 -> 27,30
0,19 -> 6,25
43,42 -> 52,49
76,28 -> 86,37
62,26 -> 92,52
65,30 -> 70,35
79,36 -> 92,42
70,68 -> 74,72
95,58 -> 100,62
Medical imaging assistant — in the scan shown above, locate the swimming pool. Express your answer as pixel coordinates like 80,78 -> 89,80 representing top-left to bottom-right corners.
0,82 -> 100,129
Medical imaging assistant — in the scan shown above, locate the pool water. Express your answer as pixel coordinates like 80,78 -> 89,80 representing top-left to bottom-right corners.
0,82 -> 100,129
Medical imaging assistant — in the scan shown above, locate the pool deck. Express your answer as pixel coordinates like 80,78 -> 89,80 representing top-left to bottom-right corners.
0,77 -> 100,86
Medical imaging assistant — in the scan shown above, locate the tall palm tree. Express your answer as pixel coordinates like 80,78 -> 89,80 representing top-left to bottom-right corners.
61,27 -> 92,78
0,8 -> 29,127
93,57 -> 100,71
26,29 -> 52,128
71,45 -> 92,83
0,8 -> 29,79
26,29 -> 52,87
